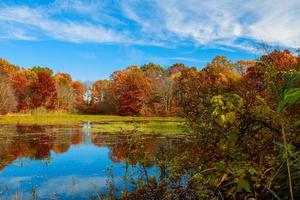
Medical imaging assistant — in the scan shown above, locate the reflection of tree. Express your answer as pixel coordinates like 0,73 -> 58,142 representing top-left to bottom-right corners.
90,135 -> 211,200
0,125 -> 84,171
91,134 -> 161,166
52,144 -> 70,154
71,129 -> 84,145
91,133 -> 199,168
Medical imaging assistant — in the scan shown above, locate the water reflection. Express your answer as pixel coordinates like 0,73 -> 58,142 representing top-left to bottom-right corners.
0,124 -> 193,199
0,125 -> 84,171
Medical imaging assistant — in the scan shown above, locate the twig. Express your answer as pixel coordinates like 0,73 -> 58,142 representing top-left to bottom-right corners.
281,122 -> 294,200
209,173 -> 228,198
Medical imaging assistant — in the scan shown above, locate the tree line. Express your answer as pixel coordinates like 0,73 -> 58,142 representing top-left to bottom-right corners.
0,61 -> 85,114
0,50 -> 299,118
0,52 -> 284,116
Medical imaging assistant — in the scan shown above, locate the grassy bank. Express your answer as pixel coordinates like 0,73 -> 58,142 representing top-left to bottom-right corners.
0,113 -> 185,134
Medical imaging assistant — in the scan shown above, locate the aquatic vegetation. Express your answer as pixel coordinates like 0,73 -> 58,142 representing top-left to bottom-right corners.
0,114 -> 181,125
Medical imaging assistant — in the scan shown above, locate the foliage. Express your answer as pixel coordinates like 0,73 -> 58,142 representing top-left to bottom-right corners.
31,66 -> 53,76
0,57 -> 187,116
31,71 -> 58,110
278,88 -> 300,112
90,80 -> 117,114
54,73 -> 76,111
111,66 -> 152,116
0,58 -> 85,113
174,50 -> 300,199
95,50 -> 299,199
0,73 -> 17,114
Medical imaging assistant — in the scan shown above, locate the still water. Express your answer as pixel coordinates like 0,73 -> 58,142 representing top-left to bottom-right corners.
0,124 -> 192,199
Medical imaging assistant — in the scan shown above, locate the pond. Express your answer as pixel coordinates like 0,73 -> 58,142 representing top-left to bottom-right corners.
0,123 -> 194,199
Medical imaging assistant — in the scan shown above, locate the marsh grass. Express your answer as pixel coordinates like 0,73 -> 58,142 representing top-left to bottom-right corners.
0,113 -> 185,134
87,121 -> 186,134
0,113 -> 180,124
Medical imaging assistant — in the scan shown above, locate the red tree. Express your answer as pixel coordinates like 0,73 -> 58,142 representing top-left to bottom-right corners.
31,72 -> 58,110
72,81 -> 85,110
260,49 -> 297,71
111,66 -> 152,116
11,70 -> 37,111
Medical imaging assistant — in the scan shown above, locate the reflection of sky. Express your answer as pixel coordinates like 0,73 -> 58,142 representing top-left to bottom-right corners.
0,143 -> 158,199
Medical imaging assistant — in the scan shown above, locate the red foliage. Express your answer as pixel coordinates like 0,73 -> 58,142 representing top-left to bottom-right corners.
12,74 -> 30,110
72,81 -> 85,110
260,50 -> 297,71
112,66 -> 152,116
166,63 -> 186,75
54,73 -> 72,83
240,66 -> 270,105
240,50 -> 298,105
31,72 -> 58,110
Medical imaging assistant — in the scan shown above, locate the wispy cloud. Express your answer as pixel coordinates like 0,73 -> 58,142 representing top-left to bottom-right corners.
51,0 -> 102,14
168,57 -> 207,63
0,0 -> 299,51
121,0 -> 300,50
0,4 -> 129,44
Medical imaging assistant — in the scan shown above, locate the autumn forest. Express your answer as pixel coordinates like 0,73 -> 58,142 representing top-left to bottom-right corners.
0,50 -> 296,116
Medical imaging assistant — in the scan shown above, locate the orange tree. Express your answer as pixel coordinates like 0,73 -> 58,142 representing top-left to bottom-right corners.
111,66 -> 152,116
31,71 -> 58,110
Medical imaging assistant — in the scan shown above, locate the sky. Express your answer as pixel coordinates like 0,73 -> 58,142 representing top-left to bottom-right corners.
0,0 -> 299,81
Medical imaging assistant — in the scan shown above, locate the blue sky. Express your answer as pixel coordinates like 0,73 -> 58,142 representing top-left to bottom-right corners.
0,0 -> 299,81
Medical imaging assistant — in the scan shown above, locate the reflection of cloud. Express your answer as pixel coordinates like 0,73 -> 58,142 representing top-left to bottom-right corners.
38,176 -> 109,197
0,176 -> 31,187
0,175 -> 113,198
0,176 -> 34,199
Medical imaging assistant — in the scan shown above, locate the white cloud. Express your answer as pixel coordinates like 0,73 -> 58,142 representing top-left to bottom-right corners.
0,0 -> 299,51
51,0 -> 102,14
0,5 -> 129,44
168,57 -> 207,63
121,0 -> 300,50
246,1 -> 300,48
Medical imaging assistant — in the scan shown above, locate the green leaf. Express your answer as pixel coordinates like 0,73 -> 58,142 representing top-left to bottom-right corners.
277,70 -> 300,96
216,114 -> 226,126
225,112 -> 236,124
277,88 -> 300,112
247,168 -> 257,175
238,179 -> 251,192
294,120 -> 300,126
